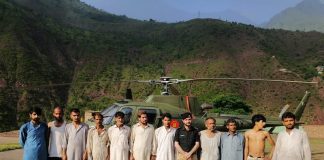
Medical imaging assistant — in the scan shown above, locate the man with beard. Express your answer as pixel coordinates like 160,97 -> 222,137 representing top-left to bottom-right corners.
130,111 -> 155,160
48,106 -> 66,160
244,114 -> 275,160
272,112 -> 311,160
62,108 -> 89,160
19,107 -> 48,160
174,112 -> 200,160
108,111 -> 131,160
152,113 -> 177,160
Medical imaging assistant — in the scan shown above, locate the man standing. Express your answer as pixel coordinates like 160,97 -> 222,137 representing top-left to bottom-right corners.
174,112 -> 200,160
130,111 -> 155,160
220,118 -> 244,160
87,113 -> 109,160
19,107 -> 48,160
48,106 -> 66,160
108,111 -> 131,160
152,113 -> 177,160
62,108 -> 89,160
244,114 -> 275,160
272,112 -> 311,160
200,117 -> 221,160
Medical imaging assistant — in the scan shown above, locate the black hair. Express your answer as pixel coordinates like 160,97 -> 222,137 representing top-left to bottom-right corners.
252,114 -> 266,126
137,110 -> 147,118
93,112 -> 103,119
53,106 -> 63,112
205,117 -> 216,123
226,118 -> 237,125
181,112 -> 192,120
281,112 -> 296,121
29,107 -> 42,115
70,108 -> 80,114
115,111 -> 125,118
161,113 -> 172,120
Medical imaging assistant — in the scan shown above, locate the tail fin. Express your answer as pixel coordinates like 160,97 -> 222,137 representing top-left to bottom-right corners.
279,104 -> 290,119
294,91 -> 311,121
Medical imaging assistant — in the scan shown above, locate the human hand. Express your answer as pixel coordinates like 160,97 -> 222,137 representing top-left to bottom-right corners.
130,154 -> 134,160
62,154 -> 67,160
184,152 -> 192,159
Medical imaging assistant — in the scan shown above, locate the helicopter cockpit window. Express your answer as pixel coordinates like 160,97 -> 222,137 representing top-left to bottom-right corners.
101,104 -> 120,125
120,107 -> 133,125
138,108 -> 157,124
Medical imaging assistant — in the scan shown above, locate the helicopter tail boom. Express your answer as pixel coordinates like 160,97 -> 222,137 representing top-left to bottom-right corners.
294,91 -> 311,121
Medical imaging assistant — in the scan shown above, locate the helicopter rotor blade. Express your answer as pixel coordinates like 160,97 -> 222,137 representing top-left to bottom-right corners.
13,80 -> 120,90
171,79 -> 195,83
181,78 -> 318,84
8,77 -> 318,91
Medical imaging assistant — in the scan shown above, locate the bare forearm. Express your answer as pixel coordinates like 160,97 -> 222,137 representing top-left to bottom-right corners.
268,147 -> 275,159
244,135 -> 249,160
188,143 -> 199,155
82,150 -> 87,160
62,148 -> 67,160
175,142 -> 186,154
244,146 -> 249,160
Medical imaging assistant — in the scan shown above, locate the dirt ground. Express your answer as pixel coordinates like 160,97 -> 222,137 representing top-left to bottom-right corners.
1,126 -> 324,160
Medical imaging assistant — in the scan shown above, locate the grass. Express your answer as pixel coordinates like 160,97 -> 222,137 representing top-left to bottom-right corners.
0,143 -> 21,152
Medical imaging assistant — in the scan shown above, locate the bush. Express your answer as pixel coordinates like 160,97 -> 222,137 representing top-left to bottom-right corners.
212,94 -> 252,115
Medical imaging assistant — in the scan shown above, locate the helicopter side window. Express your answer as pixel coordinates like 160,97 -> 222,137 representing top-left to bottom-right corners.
101,104 -> 120,125
120,107 -> 133,125
138,108 -> 157,125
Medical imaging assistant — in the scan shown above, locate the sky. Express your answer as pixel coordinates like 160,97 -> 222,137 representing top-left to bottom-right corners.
81,0 -> 304,25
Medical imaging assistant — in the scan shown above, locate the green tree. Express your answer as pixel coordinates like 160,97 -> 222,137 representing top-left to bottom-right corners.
212,94 -> 252,115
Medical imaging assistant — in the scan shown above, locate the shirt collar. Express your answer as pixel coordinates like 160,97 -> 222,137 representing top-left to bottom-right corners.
285,128 -> 296,135
181,126 -> 194,131
114,124 -> 126,129
29,121 -> 41,127
226,131 -> 238,136
163,126 -> 172,132
136,123 -> 150,128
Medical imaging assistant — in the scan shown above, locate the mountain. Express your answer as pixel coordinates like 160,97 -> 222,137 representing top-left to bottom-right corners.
265,0 -> 324,33
201,9 -> 255,25
0,0 -> 323,131
82,0 -> 256,24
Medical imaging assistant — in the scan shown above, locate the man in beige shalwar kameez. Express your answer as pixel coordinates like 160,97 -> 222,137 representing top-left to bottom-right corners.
130,111 -> 154,160
87,113 -> 109,160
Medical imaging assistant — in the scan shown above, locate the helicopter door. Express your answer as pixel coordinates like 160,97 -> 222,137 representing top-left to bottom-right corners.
137,108 -> 159,127
120,107 -> 134,126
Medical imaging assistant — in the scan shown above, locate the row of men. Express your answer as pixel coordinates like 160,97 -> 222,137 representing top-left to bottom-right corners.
19,106 -> 311,160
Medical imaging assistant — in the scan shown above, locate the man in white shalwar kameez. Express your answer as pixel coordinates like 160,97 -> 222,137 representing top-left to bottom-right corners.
152,113 -> 176,160
130,111 -> 154,160
272,112 -> 311,160
108,111 -> 131,160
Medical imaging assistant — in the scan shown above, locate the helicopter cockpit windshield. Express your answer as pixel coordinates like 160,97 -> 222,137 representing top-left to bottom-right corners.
101,104 -> 121,125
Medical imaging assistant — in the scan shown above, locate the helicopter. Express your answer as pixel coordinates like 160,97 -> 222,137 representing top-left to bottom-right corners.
86,77 -> 316,132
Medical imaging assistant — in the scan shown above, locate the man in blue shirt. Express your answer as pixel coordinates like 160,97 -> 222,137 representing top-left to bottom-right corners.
19,107 -> 48,160
220,118 -> 244,160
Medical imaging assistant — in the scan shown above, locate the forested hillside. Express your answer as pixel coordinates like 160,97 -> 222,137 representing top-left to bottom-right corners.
0,0 -> 323,131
